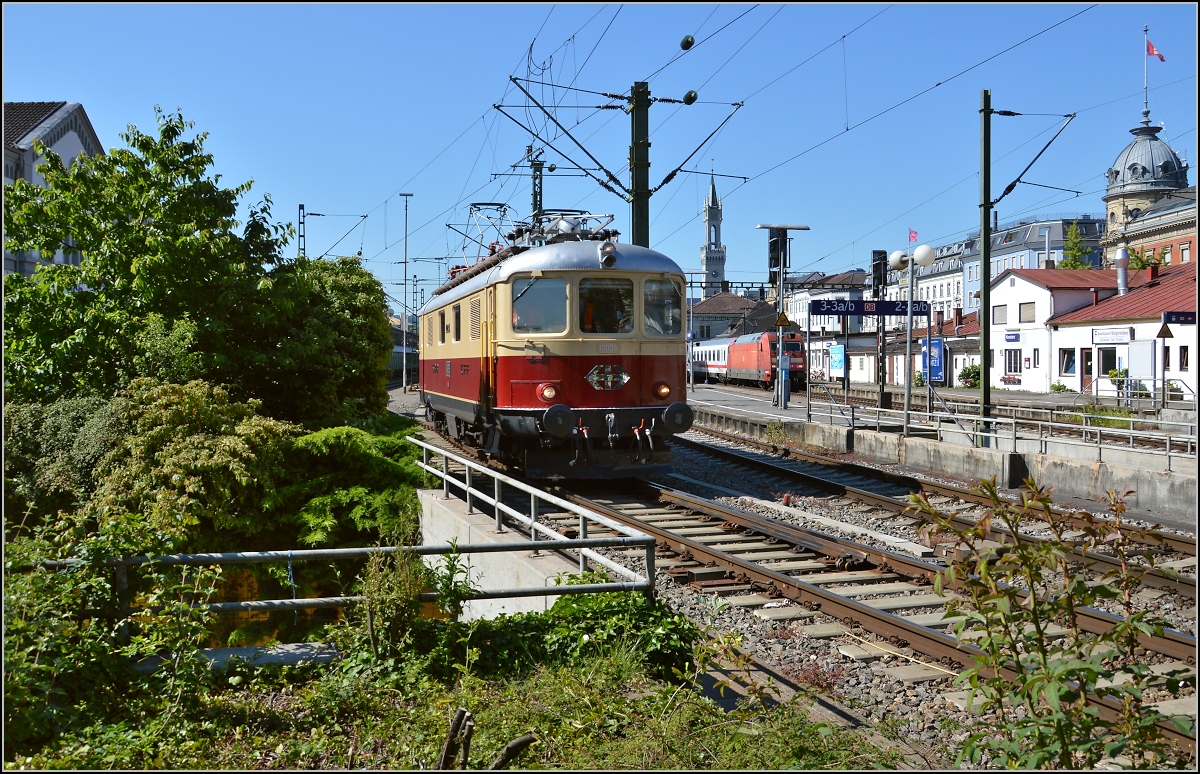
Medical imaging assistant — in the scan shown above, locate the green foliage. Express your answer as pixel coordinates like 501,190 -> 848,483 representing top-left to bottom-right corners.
3,395 -> 118,529
281,417 -> 425,546
1127,246 -> 1164,270
4,511 -> 221,762
3,107 -> 392,429
912,370 -> 925,388
251,256 -> 394,428
89,379 -> 304,548
1050,381 -> 1069,393
764,420 -> 788,446
1057,221 -> 1094,269
3,107 -> 290,404
958,363 -> 980,389
913,480 -> 1195,769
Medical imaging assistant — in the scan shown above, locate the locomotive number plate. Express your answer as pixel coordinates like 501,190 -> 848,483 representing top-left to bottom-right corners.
597,343 -> 618,353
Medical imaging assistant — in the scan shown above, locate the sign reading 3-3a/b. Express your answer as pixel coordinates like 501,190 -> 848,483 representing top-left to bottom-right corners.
808,299 -> 931,316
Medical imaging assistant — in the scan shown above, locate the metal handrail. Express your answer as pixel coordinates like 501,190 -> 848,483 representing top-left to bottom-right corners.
406,435 -> 657,599
29,439 -> 661,615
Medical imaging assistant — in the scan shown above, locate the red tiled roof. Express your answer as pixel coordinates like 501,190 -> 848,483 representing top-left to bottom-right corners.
692,292 -> 758,315
1050,263 -> 1196,324
903,310 -> 980,339
1003,267 -> 1162,291
4,101 -> 66,148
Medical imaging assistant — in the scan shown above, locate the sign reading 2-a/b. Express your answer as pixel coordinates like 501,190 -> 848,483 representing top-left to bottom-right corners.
809,299 -> 931,316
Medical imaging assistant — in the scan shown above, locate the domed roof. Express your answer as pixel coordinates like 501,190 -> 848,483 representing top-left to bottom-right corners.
1104,108 -> 1190,198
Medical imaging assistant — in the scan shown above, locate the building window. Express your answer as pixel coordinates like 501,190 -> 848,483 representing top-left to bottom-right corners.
1019,302 -> 1036,323
1059,348 -> 1076,375
1162,245 -> 1172,265
1033,349 -> 1040,368
1182,346 -> 1190,372
1182,244 -> 1191,263
992,305 -> 1008,325
1164,346 -> 1171,371
1005,349 -> 1022,374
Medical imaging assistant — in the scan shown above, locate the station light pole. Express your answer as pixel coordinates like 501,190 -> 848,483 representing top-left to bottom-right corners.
682,270 -> 716,392
398,193 -> 413,392
889,244 -> 935,436
757,224 -> 809,409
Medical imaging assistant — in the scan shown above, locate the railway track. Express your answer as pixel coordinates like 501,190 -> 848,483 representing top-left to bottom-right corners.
414,427 -> 1196,754
672,425 -> 1198,599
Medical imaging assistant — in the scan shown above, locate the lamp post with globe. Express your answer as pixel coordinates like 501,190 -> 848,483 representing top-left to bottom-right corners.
889,244 -> 935,437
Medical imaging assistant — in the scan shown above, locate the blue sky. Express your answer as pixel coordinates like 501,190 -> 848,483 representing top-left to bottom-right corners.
4,3 -> 1196,314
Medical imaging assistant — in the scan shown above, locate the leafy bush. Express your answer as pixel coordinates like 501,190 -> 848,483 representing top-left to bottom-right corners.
4,396 -> 120,531
958,363 -> 980,389
1050,381 -> 1069,393
3,108 -> 392,429
913,480 -> 1195,768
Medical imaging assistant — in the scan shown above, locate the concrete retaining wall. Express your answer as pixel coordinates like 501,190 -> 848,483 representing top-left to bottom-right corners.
418,490 -> 577,621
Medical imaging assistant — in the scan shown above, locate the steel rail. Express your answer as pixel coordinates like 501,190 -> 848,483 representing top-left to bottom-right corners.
673,429 -> 1198,595
557,484 -> 1196,752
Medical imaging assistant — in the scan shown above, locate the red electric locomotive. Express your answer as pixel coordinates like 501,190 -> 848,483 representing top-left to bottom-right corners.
418,214 -> 694,480
692,332 -> 806,390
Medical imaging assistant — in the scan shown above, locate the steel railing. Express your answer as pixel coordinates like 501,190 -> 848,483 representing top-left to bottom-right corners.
29,440 -> 659,617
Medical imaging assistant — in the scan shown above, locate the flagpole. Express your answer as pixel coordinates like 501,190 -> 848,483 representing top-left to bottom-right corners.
1144,25 -> 1149,117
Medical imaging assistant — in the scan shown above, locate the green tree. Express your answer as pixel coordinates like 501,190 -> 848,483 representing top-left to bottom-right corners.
1056,221 -> 1093,269
245,256 -> 394,427
1127,246 -> 1164,270
4,108 -> 392,428
3,107 -> 291,404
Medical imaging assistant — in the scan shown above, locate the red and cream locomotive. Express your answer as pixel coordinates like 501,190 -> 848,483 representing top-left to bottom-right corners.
418,213 -> 694,479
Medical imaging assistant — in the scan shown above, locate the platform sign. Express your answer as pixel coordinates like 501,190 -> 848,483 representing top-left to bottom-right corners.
1163,311 -> 1196,325
774,312 -> 792,327
829,345 -> 845,378
922,338 -> 945,382
808,299 -> 930,316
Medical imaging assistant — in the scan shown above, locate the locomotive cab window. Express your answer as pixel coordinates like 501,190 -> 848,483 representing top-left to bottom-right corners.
511,277 -> 566,334
643,279 -> 683,335
579,278 -> 634,334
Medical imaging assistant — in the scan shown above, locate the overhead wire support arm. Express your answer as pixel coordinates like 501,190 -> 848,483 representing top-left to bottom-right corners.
650,102 -> 744,194
494,105 -> 633,202
507,76 -> 632,195
991,112 -> 1076,207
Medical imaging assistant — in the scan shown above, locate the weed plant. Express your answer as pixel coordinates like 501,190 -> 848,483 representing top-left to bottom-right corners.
912,478 -> 1196,769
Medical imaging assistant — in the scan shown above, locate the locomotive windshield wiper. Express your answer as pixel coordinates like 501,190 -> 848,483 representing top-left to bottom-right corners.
512,277 -> 539,303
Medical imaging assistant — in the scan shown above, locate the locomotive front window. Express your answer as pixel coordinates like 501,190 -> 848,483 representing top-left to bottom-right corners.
784,342 -> 802,352
512,277 -> 566,333
643,279 -> 683,336
579,278 -> 634,334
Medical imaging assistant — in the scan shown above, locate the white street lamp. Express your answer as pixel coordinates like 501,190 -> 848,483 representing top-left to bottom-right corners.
398,193 -> 413,392
682,270 -> 716,392
890,244 -> 935,436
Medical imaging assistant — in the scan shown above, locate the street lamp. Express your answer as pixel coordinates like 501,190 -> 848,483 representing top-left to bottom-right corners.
890,244 -> 935,436
682,270 -> 717,392
397,193 -> 413,392
757,224 -> 809,409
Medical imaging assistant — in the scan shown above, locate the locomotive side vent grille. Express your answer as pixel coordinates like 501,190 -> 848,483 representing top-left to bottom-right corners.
426,316 -> 433,347
470,298 -> 481,340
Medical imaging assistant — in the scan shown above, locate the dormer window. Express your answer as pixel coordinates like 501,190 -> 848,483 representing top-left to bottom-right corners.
1159,160 -> 1175,175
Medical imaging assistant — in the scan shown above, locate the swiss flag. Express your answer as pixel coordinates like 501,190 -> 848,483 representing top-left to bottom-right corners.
1147,39 -> 1165,61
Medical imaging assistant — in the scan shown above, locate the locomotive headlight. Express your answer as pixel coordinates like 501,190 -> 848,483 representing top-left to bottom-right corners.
653,382 -> 672,399
598,241 -> 617,268
538,383 -> 558,402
